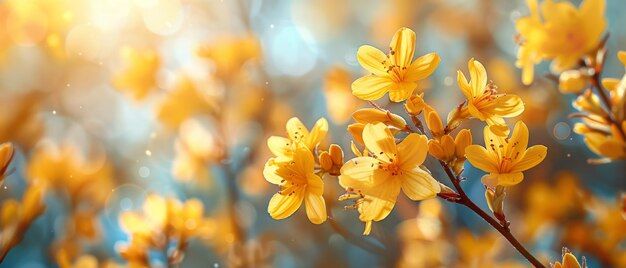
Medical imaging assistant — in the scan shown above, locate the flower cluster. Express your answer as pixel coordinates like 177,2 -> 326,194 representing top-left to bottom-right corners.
263,27 -> 548,242
119,194 -> 214,267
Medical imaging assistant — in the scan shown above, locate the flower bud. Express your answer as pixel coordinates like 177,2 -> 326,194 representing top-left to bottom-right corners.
318,151 -> 333,171
424,106 -> 444,137
454,129 -> 472,159
428,135 -> 455,162
352,108 -> 407,130
404,93 -> 426,115
446,105 -> 470,131
329,144 -> 344,166
559,69 -> 588,94
347,123 -> 365,145
485,186 -> 506,222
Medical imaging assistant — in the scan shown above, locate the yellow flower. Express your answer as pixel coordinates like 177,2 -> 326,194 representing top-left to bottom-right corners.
465,121 -> 547,187
579,122 -> 626,161
267,117 -> 328,162
515,0 -> 606,85
263,143 -> 326,224
112,47 -> 160,101
172,119 -> 223,183
553,250 -> 583,268
339,123 -> 440,234
197,35 -> 261,80
324,66 -> 361,124
156,76 -> 217,129
352,27 -> 440,102
456,59 -> 524,136
0,142 -> 15,182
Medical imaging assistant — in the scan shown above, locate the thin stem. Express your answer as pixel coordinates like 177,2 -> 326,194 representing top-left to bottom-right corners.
439,162 -> 545,268
404,112 -> 545,267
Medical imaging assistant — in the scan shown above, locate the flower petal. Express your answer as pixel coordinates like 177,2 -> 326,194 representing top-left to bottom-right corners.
469,59 -> 488,97
401,169 -> 441,200
511,145 -> 547,172
339,157 -> 379,189
404,53 -> 440,82
268,189 -> 304,220
397,133 -> 428,169
389,27 -> 416,68
305,192 -> 327,224
267,136 -> 293,160
465,145 -> 499,173
495,172 -> 524,187
363,123 -> 397,163
286,117 -> 309,143
389,81 -> 417,102
357,45 -> 388,76
305,118 -> 328,150
358,179 -> 400,222
352,75 -> 393,101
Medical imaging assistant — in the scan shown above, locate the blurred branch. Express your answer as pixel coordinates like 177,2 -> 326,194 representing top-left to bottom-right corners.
324,195 -> 388,258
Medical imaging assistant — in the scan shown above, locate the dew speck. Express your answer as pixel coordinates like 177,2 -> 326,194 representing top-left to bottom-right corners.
270,24 -> 274,29
145,150 -> 152,156
52,110 -> 57,115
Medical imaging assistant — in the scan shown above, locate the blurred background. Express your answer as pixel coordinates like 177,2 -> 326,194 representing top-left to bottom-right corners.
0,0 -> 625,267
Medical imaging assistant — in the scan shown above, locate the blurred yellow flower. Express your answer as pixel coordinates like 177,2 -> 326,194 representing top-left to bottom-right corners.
172,119 -> 223,183
572,51 -> 626,162
324,67 -> 361,124
119,194 -> 213,266
465,121 -> 547,187
197,35 -> 261,80
339,123 -> 440,234
454,59 -> 524,136
113,47 -> 161,101
267,117 -> 328,162
0,183 -> 46,261
352,27 -> 440,102
156,76 -> 218,129
515,0 -> 606,85
263,143 -> 326,224
559,69 -> 589,94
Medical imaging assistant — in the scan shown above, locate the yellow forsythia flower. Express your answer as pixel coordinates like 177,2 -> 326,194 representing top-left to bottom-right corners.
267,117 -> 328,164
515,0 -> 606,85
352,27 -> 440,102
465,121 -> 547,187
339,123 -> 440,234
263,143 -> 326,224
404,93 -> 426,115
455,59 -> 524,136
112,47 -> 160,101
